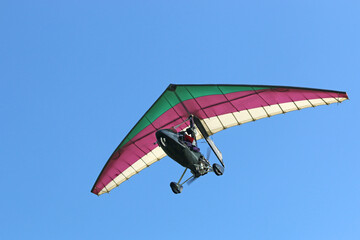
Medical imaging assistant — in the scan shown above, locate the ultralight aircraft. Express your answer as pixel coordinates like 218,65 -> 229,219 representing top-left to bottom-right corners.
91,84 -> 348,195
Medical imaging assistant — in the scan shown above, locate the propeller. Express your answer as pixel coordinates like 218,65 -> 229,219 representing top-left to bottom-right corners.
206,147 -> 211,161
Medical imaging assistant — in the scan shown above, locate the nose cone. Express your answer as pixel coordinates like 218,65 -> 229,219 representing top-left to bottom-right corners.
156,129 -> 178,150
155,129 -> 169,140
156,129 -> 172,150
156,129 -> 177,141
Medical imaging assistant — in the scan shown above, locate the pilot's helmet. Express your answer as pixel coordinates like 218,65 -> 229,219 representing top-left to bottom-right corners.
186,128 -> 193,135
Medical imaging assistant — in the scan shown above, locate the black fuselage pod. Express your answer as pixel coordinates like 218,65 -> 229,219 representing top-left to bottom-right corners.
155,129 -> 203,174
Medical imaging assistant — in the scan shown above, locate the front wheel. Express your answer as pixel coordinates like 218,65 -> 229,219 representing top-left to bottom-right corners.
212,163 -> 224,176
170,182 -> 183,194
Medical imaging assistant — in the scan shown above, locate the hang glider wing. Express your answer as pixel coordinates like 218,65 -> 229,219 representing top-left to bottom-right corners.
91,84 -> 348,195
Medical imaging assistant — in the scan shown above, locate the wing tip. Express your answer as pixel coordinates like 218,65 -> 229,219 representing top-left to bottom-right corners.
167,84 -> 177,91
91,186 -> 101,196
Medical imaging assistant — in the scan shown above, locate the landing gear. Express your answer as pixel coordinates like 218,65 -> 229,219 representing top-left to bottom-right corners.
170,168 -> 195,194
212,163 -> 224,176
170,182 -> 183,194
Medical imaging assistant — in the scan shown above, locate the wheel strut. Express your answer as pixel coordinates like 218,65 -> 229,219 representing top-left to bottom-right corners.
177,168 -> 188,184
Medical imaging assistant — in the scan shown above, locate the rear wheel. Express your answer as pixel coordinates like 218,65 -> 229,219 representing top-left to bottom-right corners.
212,163 -> 224,176
170,182 -> 183,194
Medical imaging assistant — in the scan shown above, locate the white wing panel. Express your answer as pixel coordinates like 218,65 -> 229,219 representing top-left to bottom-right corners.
309,98 -> 326,106
248,107 -> 268,120
279,102 -> 297,112
218,113 -> 238,128
295,100 -> 312,109
233,110 -> 253,124
203,117 -> 224,134
264,104 -> 283,116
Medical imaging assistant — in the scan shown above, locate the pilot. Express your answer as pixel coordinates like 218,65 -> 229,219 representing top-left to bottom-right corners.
181,128 -> 199,151
183,132 -> 195,146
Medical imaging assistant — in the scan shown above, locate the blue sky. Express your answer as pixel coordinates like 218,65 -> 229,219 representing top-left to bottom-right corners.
1,1 -> 359,239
